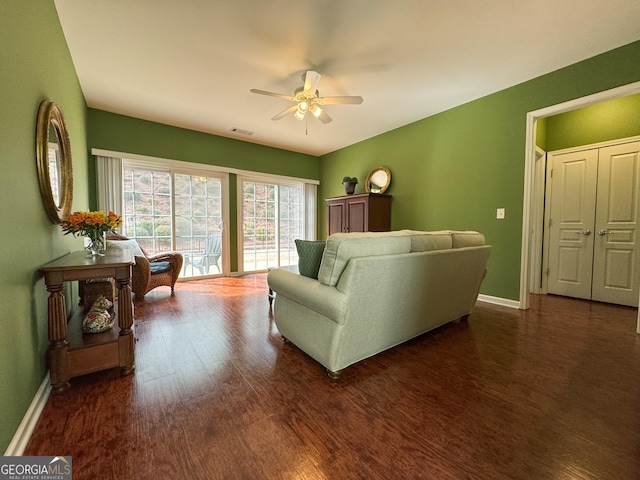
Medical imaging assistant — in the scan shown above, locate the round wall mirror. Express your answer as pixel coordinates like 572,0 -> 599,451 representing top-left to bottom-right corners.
365,166 -> 391,194
36,101 -> 73,224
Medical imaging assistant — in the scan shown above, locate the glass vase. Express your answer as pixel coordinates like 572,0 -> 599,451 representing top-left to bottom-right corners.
85,231 -> 106,256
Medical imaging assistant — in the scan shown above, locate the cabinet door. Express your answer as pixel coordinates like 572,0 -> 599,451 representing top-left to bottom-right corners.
327,201 -> 346,236
346,196 -> 368,232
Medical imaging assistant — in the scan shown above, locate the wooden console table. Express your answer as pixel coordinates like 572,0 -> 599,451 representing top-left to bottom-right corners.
40,249 -> 135,393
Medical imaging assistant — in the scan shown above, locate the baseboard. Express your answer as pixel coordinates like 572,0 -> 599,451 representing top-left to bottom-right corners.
477,294 -> 520,309
4,373 -> 51,456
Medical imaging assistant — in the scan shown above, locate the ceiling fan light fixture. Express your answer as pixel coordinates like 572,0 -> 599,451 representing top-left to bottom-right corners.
295,99 -> 309,120
250,70 -> 362,124
310,104 -> 323,118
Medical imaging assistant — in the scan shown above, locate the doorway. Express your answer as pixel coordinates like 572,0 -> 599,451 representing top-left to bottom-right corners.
520,81 -> 640,331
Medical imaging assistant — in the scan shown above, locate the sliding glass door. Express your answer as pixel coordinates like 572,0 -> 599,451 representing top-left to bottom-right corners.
278,184 -> 304,267
122,164 -> 226,278
240,178 -> 304,272
99,154 -> 316,278
175,174 -> 223,277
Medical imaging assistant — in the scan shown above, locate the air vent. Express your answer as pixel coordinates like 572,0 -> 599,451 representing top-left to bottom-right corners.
230,127 -> 254,136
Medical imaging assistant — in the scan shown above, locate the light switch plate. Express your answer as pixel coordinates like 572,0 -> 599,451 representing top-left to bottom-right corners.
497,208 -> 505,219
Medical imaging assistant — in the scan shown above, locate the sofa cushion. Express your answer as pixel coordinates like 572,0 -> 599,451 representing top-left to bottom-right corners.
295,239 -> 326,279
318,231 -> 411,286
451,231 -> 485,248
404,230 -> 453,252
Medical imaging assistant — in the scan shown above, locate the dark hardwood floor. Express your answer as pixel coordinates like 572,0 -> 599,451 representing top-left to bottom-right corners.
25,275 -> 640,479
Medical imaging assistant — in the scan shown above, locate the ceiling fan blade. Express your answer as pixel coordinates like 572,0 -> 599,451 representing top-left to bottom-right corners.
319,95 -> 363,105
250,89 -> 295,102
316,110 -> 332,124
303,71 -> 321,95
271,104 -> 298,121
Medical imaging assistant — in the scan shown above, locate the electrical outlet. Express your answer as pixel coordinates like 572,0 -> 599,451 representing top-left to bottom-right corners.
497,208 -> 505,219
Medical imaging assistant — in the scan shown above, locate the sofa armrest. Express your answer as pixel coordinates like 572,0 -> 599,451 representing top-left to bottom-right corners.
267,268 -> 348,324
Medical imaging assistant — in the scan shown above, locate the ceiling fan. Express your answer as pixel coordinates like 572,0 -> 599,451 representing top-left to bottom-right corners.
250,71 -> 363,124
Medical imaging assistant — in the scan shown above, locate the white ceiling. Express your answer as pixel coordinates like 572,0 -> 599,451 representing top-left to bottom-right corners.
54,0 -> 640,157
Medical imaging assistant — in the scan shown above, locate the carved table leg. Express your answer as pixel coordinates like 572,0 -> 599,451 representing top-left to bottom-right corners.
116,274 -> 135,376
46,282 -> 70,393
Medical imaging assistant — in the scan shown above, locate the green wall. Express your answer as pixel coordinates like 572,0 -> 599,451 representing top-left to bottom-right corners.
544,93 -> 640,151
87,109 -> 319,271
320,40 -> 640,301
0,0 -> 89,452
536,117 -> 548,149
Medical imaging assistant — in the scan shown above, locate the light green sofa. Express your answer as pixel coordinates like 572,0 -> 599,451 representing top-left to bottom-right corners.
267,230 -> 491,378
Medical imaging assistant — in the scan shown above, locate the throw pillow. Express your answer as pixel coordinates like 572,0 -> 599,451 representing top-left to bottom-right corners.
106,238 -> 145,257
82,295 -> 115,333
295,239 -> 326,279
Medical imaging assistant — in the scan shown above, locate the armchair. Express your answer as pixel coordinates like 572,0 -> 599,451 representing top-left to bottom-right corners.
183,233 -> 222,275
106,233 -> 183,299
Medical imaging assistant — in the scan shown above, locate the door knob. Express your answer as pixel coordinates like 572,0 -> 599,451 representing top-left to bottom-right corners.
598,229 -> 608,235
582,229 -> 592,236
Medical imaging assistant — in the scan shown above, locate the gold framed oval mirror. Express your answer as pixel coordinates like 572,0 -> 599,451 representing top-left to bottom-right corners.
36,101 -> 73,224
365,166 -> 391,194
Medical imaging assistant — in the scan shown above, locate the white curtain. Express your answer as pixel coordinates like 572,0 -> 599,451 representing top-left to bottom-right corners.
96,155 -> 123,226
305,182 -> 317,240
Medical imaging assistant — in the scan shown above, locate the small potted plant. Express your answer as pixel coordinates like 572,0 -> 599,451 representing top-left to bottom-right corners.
342,176 -> 358,195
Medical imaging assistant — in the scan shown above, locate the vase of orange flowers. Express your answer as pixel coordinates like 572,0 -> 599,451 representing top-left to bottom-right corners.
60,211 -> 123,256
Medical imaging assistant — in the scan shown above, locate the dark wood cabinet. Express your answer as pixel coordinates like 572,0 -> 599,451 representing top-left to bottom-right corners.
326,193 -> 392,236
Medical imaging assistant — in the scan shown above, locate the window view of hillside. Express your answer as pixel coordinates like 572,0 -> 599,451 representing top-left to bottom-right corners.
123,169 -> 172,251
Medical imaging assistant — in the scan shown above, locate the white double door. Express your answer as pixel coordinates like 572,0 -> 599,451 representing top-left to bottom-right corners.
546,140 -> 640,307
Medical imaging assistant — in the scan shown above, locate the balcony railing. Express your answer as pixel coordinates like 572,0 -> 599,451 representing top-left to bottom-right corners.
134,237 -> 298,278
